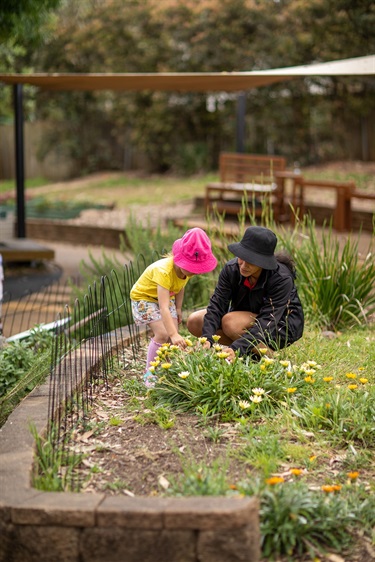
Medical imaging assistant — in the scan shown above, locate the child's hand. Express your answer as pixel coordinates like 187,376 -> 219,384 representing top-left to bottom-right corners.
171,333 -> 187,349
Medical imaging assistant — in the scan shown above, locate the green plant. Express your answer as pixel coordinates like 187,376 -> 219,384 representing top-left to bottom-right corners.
278,216 -> 375,330
239,478 -> 355,560
0,341 -> 35,397
31,424 -> 83,492
134,406 -> 175,430
166,455 -> 231,497
204,424 -> 226,443
291,385 -> 375,447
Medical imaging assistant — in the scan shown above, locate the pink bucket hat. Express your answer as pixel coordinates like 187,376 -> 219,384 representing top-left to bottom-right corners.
172,228 -> 217,274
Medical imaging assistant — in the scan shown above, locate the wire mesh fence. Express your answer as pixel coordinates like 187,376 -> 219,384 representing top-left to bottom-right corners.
1,259 -> 146,491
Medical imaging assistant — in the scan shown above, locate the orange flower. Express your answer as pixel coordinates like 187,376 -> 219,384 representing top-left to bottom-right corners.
265,476 -> 285,485
290,468 -> 303,476
347,471 -> 359,480
321,484 -> 342,493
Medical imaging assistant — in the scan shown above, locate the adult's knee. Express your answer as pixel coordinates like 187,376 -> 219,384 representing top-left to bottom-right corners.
221,313 -> 239,340
187,310 -> 205,337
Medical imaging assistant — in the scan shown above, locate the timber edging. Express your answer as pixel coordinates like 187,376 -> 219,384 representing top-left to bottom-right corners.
0,327 -> 260,562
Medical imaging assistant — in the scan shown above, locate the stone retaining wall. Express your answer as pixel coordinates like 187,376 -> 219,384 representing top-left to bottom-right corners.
0,333 -> 260,562
25,219 -> 125,249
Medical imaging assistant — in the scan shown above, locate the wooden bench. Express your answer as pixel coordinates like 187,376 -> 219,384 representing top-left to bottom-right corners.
290,178 -> 356,232
205,153 -> 287,220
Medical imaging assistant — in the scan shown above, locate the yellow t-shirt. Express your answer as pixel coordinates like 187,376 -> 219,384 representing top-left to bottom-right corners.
130,256 -> 188,303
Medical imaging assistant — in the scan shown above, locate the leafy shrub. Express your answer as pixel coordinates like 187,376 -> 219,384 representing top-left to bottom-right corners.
0,341 -> 35,398
0,327 -> 55,425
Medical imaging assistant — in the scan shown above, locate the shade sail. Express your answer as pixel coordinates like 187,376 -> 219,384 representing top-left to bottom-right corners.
0,55 -> 373,92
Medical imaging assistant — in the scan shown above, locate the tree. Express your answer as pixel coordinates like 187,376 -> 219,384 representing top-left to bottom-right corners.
10,0 -> 375,173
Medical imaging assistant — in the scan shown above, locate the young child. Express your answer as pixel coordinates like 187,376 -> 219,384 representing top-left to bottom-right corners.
130,228 -> 217,386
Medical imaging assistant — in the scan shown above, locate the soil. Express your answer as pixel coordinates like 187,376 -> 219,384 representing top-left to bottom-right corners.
74,346 -> 249,497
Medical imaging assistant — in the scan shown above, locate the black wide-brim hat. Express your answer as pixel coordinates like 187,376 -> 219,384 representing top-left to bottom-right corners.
228,226 -> 278,270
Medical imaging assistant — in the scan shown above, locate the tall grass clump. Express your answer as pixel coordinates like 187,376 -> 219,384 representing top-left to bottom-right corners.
278,216 -> 375,330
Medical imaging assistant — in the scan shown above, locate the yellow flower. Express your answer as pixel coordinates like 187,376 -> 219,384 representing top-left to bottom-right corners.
304,376 -> 315,383
260,364 -> 266,372
150,360 -> 160,367
198,337 -> 207,344
286,371 -> 293,378
346,372 -> 357,379
252,387 -> 265,396
323,376 -> 334,382
304,369 -> 316,376
212,335 -> 221,342
348,384 -> 358,390
178,371 -> 189,379
161,362 -> 172,369
239,400 -> 251,410
309,455 -> 317,462
359,378 -> 368,384
170,344 -> 179,351
279,360 -> 290,368
325,403 -> 331,409
358,366 -> 365,371
213,344 -> 222,351
265,476 -> 284,485
258,347 -> 268,355
263,357 -> 275,366
290,468 -> 303,476
217,351 -> 230,359
250,395 -> 262,403
149,366 -> 155,372
347,471 -> 359,480
307,360 -> 318,367
287,387 -> 297,393
185,339 -> 193,347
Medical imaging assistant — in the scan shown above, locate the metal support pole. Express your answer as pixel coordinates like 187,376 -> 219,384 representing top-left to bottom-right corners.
13,83 -> 26,238
236,92 -> 246,153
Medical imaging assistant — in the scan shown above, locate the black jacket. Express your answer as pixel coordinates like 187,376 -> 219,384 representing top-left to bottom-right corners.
202,258 -> 304,356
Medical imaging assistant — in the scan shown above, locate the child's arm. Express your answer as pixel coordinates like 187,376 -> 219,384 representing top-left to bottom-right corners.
157,285 -> 187,348
175,288 -> 184,325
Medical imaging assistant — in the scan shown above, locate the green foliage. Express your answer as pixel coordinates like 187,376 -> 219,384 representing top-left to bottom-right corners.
278,216 -> 375,330
239,479 -> 355,560
0,341 -> 34,398
12,0 -> 373,172
166,456 -> 231,497
149,340 -> 321,421
291,386 -> 375,447
0,327 -> 56,425
31,423 -> 82,492
0,0 -> 61,42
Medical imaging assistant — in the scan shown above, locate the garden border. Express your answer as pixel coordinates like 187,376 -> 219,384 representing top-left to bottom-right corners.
0,327 -> 260,562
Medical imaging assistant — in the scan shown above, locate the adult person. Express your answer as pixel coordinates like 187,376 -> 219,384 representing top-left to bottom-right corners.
187,226 -> 304,361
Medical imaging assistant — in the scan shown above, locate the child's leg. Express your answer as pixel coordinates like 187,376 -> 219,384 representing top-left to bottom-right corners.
146,319 -> 170,368
146,338 -> 162,369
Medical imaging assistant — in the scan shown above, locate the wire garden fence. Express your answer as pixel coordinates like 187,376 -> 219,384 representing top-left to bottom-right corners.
2,258 -> 151,491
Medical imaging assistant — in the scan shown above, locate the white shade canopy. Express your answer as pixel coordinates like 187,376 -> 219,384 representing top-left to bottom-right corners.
0,55 -> 373,92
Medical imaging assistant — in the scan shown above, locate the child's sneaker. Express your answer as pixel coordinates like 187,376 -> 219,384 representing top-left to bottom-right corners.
143,370 -> 157,388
